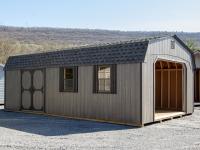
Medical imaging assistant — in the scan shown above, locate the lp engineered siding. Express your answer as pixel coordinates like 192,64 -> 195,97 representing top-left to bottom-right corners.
45,64 -> 141,125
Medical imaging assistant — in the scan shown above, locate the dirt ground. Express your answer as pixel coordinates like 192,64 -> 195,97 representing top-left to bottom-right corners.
0,106 -> 200,150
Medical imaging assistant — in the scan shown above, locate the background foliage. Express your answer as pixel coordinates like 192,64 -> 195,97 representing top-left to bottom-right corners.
0,26 -> 199,64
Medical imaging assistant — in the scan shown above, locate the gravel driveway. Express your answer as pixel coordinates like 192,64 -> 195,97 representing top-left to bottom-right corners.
0,106 -> 200,150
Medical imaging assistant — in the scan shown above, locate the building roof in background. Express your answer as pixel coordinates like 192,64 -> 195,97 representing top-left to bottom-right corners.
193,50 -> 200,54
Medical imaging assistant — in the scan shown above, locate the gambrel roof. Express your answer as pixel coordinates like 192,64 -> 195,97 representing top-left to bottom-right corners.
5,35 -> 192,70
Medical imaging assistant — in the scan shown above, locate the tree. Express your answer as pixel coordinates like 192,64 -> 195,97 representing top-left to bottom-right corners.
186,40 -> 197,51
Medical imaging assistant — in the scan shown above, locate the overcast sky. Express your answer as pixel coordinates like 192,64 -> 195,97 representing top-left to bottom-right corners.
0,0 -> 200,32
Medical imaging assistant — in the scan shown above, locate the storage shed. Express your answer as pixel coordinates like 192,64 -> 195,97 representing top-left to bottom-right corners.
193,50 -> 200,102
4,35 -> 194,126
0,64 -> 4,105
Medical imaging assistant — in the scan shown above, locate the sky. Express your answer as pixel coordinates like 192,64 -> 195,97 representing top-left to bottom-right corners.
0,0 -> 200,32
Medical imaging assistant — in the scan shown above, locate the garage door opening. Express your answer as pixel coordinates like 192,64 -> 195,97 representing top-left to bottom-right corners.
155,60 -> 185,121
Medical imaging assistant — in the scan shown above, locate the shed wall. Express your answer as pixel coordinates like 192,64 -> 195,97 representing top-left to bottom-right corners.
0,68 -> 4,104
142,37 -> 194,124
193,54 -> 200,102
5,70 -> 21,110
194,54 -> 200,69
45,64 -> 141,125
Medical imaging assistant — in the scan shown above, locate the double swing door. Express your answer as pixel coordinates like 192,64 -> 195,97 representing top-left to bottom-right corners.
21,69 -> 45,111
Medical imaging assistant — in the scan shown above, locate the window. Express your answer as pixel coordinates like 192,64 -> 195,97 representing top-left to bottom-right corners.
98,66 -> 111,92
171,40 -> 175,49
93,65 -> 117,93
60,67 -> 78,92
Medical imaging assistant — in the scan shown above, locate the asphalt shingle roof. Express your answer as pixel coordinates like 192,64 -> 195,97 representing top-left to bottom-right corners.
5,38 -> 151,70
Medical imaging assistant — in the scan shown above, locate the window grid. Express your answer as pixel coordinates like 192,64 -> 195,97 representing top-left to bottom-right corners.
64,68 -> 74,91
59,67 -> 78,92
98,66 -> 111,92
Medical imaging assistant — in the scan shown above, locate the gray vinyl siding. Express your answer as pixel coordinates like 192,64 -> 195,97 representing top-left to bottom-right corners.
0,68 -> 4,104
5,70 -> 21,110
142,37 -> 194,124
45,64 -> 141,125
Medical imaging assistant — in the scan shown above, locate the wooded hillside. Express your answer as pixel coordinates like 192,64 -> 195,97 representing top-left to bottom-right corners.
0,26 -> 199,63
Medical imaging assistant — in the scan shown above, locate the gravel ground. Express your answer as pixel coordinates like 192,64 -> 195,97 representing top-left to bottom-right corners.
0,106 -> 200,150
